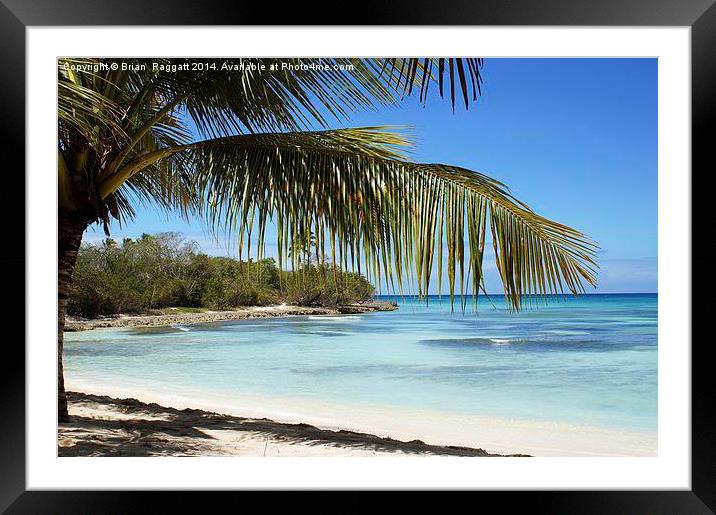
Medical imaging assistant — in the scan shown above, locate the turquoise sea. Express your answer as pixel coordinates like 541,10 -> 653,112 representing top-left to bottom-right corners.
64,294 -> 657,436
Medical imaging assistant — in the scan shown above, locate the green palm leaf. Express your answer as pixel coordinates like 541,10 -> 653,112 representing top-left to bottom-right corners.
372,58 -> 484,110
98,127 -> 597,310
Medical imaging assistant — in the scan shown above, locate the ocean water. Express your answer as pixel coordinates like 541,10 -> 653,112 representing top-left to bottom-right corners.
64,294 -> 657,435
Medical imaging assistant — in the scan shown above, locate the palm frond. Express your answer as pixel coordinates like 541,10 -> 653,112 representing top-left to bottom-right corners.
59,57 -> 485,186
57,79 -> 128,152
99,127 -> 597,309
371,58 -> 484,111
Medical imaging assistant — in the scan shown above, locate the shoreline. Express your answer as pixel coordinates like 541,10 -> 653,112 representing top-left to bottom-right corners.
63,380 -> 657,457
65,300 -> 397,332
59,391 -> 527,457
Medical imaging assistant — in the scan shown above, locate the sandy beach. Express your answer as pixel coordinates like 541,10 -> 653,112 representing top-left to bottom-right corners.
61,296 -> 657,458
59,391 -> 524,457
61,380 -> 657,457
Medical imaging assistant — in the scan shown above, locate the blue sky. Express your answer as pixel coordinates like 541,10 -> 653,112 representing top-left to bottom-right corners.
86,58 -> 657,293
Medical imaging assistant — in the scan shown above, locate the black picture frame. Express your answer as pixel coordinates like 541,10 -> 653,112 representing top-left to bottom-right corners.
2,0 -> 713,511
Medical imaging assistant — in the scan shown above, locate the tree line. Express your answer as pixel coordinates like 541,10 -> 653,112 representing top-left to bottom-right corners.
67,232 -> 375,318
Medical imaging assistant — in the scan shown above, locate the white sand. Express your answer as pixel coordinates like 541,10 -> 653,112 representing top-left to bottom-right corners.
65,379 -> 657,457
60,401 -> 408,457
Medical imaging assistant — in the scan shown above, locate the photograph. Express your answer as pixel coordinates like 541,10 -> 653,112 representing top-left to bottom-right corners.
56,56 -> 658,459
2,0 -> 708,506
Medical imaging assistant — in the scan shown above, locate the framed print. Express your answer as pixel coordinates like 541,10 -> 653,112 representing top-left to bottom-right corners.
3,0 -> 714,511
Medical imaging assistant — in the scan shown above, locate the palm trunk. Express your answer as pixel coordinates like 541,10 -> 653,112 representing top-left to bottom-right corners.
58,210 -> 88,421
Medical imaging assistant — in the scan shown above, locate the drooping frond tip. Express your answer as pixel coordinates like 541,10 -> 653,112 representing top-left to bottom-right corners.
374,58 -> 484,111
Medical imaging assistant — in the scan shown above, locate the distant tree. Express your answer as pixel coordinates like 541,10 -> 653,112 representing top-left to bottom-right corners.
288,232 -> 318,267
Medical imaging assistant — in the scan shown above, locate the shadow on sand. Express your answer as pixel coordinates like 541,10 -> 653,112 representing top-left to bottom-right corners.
58,391 -> 530,457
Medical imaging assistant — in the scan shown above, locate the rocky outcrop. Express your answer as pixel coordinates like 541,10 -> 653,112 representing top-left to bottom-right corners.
335,300 -> 398,314
65,301 -> 398,332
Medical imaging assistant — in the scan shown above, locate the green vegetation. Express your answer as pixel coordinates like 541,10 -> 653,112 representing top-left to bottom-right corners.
67,233 -> 375,318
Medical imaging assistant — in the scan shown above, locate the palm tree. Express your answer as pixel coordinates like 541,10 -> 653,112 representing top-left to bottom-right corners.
288,231 -> 318,267
58,58 -> 597,421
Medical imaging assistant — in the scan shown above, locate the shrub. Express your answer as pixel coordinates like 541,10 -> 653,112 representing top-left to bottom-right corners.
67,233 -> 374,317
280,264 -> 375,306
